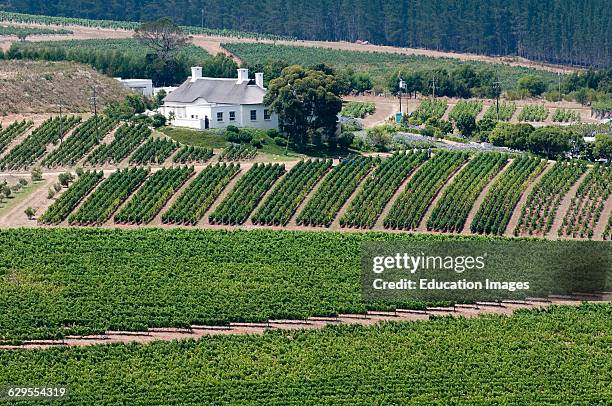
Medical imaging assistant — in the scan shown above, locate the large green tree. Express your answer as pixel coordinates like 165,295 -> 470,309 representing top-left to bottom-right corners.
264,65 -> 342,149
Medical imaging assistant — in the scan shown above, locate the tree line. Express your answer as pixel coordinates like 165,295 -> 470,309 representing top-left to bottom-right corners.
3,0 -> 610,67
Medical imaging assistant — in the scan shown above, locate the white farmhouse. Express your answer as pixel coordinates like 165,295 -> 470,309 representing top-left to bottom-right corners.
159,67 -> 278,131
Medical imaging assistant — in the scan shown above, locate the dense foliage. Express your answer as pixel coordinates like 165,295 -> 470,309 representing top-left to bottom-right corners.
448,100 -> 483,121
0,304 -> 609,403
0,120 -> 31,154
297,156 -> 374,227
0,24 -> 71,36
552,108 -> 581,123
38,171 -> 103,224
42,116 -> 115,167
0,227 -> 580,342
265,65 -> 343,148
471,156 -> 545,235
0,11 -> 294,40
86,123 -> 150,165
218,144 -> 257,161
559,164 -> 611,239
482,102 -> 516,121
209,163 -> 285,225
68,168 -> 148,225
410,99 -> 448,124
162,164 -> 239,225
114,167 -> 194,224
340,101 -> 376,118
226,43 -> 559,93
427,153 -> 508,233
515,161 -> 587,236
8,0 -> 603,66
129,138 -> 179,165
0,116 -> 80,170
384,151 -> 467,230
518,105 -> 549,122
340,152 -> 427,228
252,159 -> 332,226
172,145 -> 213,164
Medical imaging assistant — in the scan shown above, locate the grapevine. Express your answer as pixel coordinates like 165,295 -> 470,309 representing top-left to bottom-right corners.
384,151 -> 468,230
162,163 -> 240,225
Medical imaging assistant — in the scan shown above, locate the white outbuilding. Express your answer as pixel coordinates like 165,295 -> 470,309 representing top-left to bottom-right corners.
159,67 -> 278,131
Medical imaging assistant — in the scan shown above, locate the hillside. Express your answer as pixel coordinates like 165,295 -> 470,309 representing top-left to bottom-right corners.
1,0 -> 610,67
0,60 -> 132,114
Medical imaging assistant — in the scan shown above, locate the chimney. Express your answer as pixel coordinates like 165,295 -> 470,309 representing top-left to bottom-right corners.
255,72 -> 264,88
190,67 -> 202,82
237,68 -> 249,84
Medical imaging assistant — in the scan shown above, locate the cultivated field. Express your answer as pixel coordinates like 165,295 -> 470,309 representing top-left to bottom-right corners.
0,115 -> 609,241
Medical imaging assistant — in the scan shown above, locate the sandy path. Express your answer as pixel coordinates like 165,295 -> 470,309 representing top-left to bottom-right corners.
0,21 -> 581,74
331,164 -> 376,230
343,95 -> 400,127
0,176 -> 53,227
1,296 -> 606,350
417,158 -> 471,232
372,162 -> 424,230
504,161 -> 551,237
461,159 -> 514,234
546,170 -> 589,239
592,194 -> 612,241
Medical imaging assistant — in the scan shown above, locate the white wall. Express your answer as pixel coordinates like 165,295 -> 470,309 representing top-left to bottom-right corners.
162,102 -> 278,131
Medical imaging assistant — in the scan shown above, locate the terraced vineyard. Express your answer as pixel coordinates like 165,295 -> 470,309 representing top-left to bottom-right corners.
384,151 -> 468,230
114,167 -> 194,224
0,116 -> 80,170
518,105 -> 549,122
68,168 -> 148,225
297,156 -> 375,227
427,153 -> 508,233
411,100 -> 448,124
252,159 -> 332,226
172,145 -> 213,164
559,164 -> 611,239
162,164 -> 240,225
515,161 -> 587,236
129,138 -> 179,165
38,171 -> 103,225
340,152 -> 427,229
1,303 -> 608,404
482,102 -> 516,121
42,116 -> 115,167
448,100 -> 483,121
87,123 -> 150,165
0,120 -> 32,154
471,155 -> 545,235
552,108 -> 581,122
209,163 -> 285,225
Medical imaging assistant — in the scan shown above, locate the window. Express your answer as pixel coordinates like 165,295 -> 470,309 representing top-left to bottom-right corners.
250,110 -> 257,121
217,112 -> 223,122
191,115 -> 194,119
264,109 -> 271,120
229,111 -> 236,121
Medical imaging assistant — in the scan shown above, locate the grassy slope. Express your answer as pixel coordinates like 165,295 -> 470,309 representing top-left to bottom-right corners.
0,60 -> 131,114
0,304 -> 610,403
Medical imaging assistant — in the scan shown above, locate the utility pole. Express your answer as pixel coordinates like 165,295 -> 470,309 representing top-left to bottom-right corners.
90,86 -> 100,144
431,75 -> 436,99
58,98 -> 64,144
493,75 -> 501,121
557,72 -> 562,102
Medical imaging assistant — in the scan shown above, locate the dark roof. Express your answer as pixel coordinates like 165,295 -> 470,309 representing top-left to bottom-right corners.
163,77 -> 266,105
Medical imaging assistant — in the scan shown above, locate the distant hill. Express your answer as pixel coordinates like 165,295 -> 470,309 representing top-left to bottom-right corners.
1,0 -> 610,68
0,60 -> 132,114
